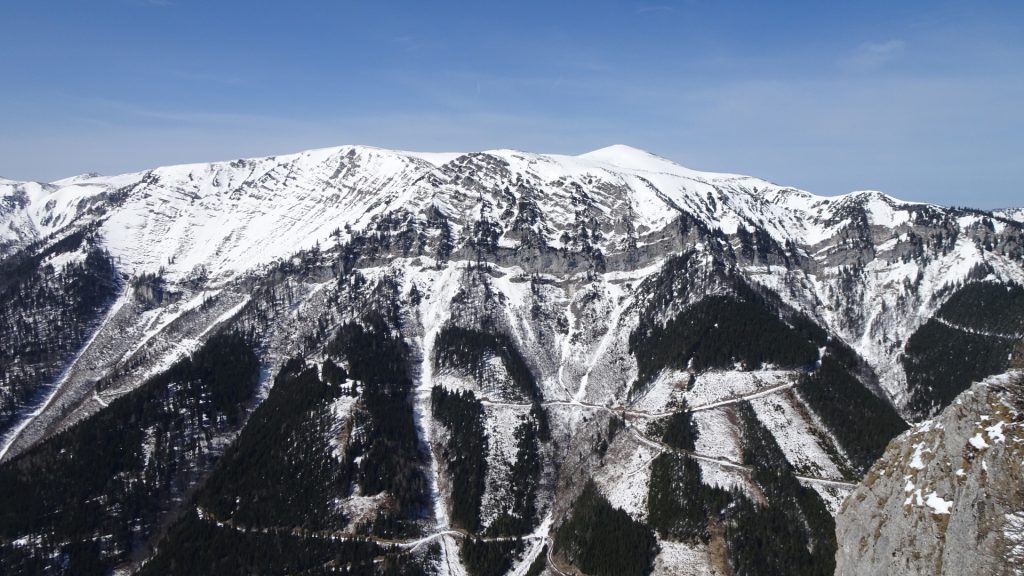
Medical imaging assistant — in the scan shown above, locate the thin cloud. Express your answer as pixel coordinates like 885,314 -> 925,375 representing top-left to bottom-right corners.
635,5 -> 678,15
843,39 -> 906,72
169,69 -> 245,86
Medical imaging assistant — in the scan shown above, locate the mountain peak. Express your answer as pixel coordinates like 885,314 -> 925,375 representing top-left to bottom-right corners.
2,140 -> 1024,576
576,145 -> 753,183
577,144 -> 670,167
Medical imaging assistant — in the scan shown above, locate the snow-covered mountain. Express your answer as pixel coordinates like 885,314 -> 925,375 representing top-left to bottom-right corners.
996,207 -> 1024,224
0,144 -> 1022,575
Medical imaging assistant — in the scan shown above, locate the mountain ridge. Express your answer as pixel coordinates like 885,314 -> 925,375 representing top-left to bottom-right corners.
0,143 -> 953,277
1,144 -> 1023,575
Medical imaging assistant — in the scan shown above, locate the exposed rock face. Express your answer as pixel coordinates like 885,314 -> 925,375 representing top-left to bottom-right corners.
836,370 -> 1024,575
1,145 -> 1023,574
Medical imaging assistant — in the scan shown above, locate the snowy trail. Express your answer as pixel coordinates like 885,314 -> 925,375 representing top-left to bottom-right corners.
411,267 -> 467,576
933,316 -> 1023,340
688,382 -> 797,413
0,286 -> 129,462
508,514 -> 555,576
92,390 -> 110,408
194,505 -> 544,552
558,302 -> 580,402
479,375 -> 859,487
621,415 -> 856,488
415,328 -> 449,531
795,476 -> 858,489
544,536 -> 571,576
480,379 -> 798,418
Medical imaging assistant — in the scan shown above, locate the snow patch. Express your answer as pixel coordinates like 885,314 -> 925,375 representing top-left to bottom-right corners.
749,392 -> 842,478
650,540 -> 715,576
969,433 -> 990,450
924,491 -> 953,515
909,442 -> 931,470
685,370 -> 796,410
985,420 -> 1006,444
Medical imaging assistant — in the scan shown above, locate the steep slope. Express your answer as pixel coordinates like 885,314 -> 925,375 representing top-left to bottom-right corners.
0,230 -> 119,435
2,144 -> 1021,420
995,208 -> 1024,223
835,370 -> 1024,575
0,332 -> 260,574
0,144 -> 1021,575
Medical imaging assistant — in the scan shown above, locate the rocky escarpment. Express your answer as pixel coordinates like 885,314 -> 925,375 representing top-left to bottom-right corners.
1,144 -> 1022,574
835,369 -> 1024,575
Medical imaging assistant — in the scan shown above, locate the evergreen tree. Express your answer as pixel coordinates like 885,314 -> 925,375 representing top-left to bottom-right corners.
554,481 -> 659,576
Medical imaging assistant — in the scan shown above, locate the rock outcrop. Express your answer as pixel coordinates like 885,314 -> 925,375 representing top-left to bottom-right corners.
836,370 -> 1024,575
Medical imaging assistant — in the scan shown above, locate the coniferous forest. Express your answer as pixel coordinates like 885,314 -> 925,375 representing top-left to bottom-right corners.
136,354 -> 433,576
629,294 -> 820,393
327,316 -> 430,537
647,408 -> 730,544
185,357 -> 350,531
725,403 -> 837,576
0,135 -> 1017,576
0,232 -> 118,432
431,386 -> 489,532
554,480 -> 660,576
797,356 -> 908,473
903,281 -> 1024,416
433,325 -> 551,440
0,331 -> 260,575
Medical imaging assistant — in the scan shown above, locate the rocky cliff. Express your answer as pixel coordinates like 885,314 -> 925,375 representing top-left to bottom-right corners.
836,370 -> 1024,575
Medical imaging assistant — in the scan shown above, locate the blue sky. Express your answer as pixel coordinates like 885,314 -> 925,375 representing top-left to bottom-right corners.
1,1 -> 1022,207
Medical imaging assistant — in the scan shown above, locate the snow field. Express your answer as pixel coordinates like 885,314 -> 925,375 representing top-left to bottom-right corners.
685,370 -> 796,410
478,404 -> 532,531
748,390 -> 843,479
591,429 -> 659,521
651,540 -> 718,576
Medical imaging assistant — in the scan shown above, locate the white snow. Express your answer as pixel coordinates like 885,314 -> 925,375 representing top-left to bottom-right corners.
0,141 -> 965,287
408,263 -> 462,532
3,143 -> 1019,433
749,391 -> 842,478
692,409 -> 744,465
924,491 -> 953,515
650,540 -> 715,576
2,142 -> 1020,576
690,409 -> 751,494
909,442 -> 931,470
985,420 -> 1006,444
339,493 -> 387,531
994,207 -> 1024,223
969,433 -> 990,450
479,406 -> 531,530
592,437 -> 658,521
631,369 -> 689,413
327,395 -> 357,462
685,370 -> 796,410
397,150 -> 462,167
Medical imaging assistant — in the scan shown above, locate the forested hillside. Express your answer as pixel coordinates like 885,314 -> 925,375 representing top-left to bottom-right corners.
0,331 -> 259,574
0,231 -> 118,433
0,143 -> 1020,574
903,281 -> 1024,417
